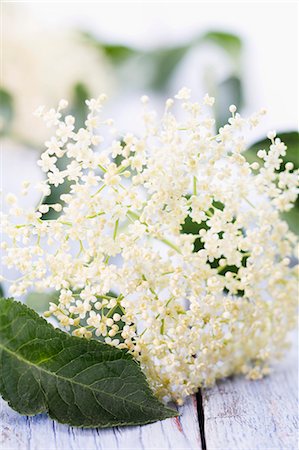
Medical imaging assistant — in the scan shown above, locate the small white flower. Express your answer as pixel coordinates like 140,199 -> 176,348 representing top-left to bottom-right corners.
175,87 -> 191,100
203,94 -> 215,106
37,153 -> 57,173
2,91 -> 298,405
47,169 -> 65,187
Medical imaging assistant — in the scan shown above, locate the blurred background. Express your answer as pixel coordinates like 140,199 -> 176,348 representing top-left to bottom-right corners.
1,1 -> 298,299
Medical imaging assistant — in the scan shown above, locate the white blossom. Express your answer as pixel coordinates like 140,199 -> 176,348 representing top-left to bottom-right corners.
2,89 -> 298,404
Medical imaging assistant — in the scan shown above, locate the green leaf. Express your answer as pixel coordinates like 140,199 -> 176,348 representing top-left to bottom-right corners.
245,131 -> 299,169
41,83 -> 92,221
25,291 -> 59,312
0,298 -> 177,427
215,75 -> 243,129
102,44 -> 137,63
146,46 -> 188,90
245,131 -> 299,235
70,82 -> 90,130
81,32 -> 138,64
282,207 -> 299,235
0,88 -> 14,135
202,31 -> 242,63
40,154 -> 72,220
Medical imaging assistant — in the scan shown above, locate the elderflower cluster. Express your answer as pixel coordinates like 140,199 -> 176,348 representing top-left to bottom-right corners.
1,89 -> 298,404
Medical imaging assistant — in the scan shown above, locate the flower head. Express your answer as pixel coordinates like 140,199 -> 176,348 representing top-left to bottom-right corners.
1,90 -> 298,404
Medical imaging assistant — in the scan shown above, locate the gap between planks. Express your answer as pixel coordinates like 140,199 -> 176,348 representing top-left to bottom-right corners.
1,335 -> 297,450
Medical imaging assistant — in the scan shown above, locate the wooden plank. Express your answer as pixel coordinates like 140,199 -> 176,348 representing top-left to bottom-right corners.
0,395 -> 201,450
202,334 -> 298,450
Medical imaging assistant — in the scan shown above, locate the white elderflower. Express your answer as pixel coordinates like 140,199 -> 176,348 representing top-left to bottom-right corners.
1,90 -> 298,405
2,6 -> 114,145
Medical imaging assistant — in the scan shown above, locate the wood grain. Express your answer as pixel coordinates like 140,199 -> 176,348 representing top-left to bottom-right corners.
202,334 -> 298,450
0,395 -> 201,450
1,337 -> 297,450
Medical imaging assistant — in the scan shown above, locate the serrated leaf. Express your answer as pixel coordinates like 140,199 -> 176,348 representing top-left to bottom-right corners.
0,298 -> 177,427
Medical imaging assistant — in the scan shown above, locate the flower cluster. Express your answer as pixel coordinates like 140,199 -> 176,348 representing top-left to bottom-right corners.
1,89 -> 298,404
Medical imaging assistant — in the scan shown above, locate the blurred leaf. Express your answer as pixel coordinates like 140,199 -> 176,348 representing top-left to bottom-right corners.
70,82 -> 90,129
216,75 -> 243,129
41,84 -> 89,221
0,284 -> 4,298
25,291 -> 59,312
0,88 -> 14,134
41,155 -> 72,220
81,30 -> 243,92
102,44 -> 137,63
202,31 -> 242,62
282,207 -> 299,235
81,31 -> 137,63
146,46 -> 188,90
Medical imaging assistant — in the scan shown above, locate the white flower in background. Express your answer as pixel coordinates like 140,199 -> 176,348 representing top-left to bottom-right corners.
1,90 -> 298,405
2,5 -> 115,146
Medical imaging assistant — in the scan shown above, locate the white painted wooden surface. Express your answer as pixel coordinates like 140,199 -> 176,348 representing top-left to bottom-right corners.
203,334 -> 298,450
0,336 -> 297,450
0,395 -> 201,450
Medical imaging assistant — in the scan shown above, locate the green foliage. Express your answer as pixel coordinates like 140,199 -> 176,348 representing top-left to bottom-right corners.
180,215 -> 207,252
40,155 -> 72,220
201,31 -> 242,62
81,30 -> 243,92
0,298 -> 177,427
245,131 -> 299,235
25,291 -> 59,312
41,83 -> 91,220
102,44 -> 137,63
0,88 -> 14,135
245,131 -> 299,169
70,82 -> 90,129
216,75 -> 243,128
282,207 -> 299,235
146,45 -> 188,90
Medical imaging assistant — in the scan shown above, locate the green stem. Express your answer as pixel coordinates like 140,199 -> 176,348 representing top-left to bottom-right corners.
127,210 -> 182,254
244,197 -> 256,209
76,240 -> 84,257
91,184 -> 106,198
193,176 -> 197,196
113,219 -> 119,240
98,164 -> 107,173
160,238 -> 182,254
86,212 -> 105,219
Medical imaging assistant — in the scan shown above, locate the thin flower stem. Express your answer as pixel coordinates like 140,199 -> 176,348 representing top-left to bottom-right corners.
76,240 -> 84,257
244,197 -> 256,209
86,212 -> 105,219
98,164 -> 107,173
160,238 -> 182,254
193,176 -> 197,195
91,184 -> 106,198
113,219 -> 119,240
127,210 -> 182,254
